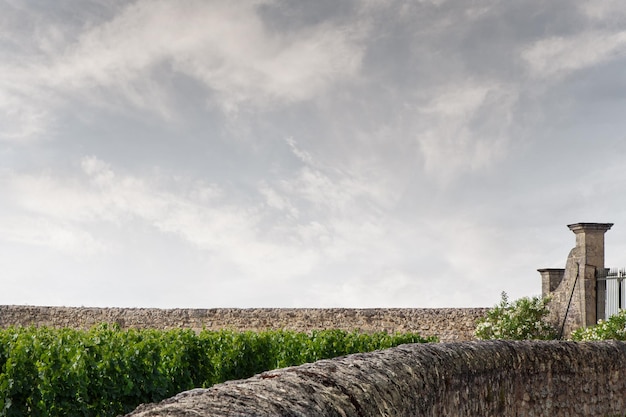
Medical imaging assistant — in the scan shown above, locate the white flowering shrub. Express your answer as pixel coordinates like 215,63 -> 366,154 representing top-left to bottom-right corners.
571,309 -> 626,341
474,292 -> 558,340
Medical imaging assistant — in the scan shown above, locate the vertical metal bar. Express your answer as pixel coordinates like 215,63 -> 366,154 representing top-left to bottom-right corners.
597,275 -> 605,322
606,278 -> 619,319
619,269 -> 626,310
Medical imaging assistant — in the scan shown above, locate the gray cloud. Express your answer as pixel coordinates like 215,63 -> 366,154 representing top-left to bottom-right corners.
1,0 -> 626,308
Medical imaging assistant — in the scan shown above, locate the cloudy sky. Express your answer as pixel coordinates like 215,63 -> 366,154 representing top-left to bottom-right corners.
2,0 -> 626,309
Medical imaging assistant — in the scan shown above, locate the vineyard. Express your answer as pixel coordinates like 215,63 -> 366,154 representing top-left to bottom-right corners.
0,325 -> 435,417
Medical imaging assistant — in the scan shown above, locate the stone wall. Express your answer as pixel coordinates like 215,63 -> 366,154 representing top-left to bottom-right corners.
125,340 -> 626,417
0,305 -> 488,342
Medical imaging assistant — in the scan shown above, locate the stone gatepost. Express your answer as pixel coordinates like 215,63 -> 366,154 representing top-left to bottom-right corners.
570,223 -> 613,326
539,222 -> 613,337
538,269 -> 565,297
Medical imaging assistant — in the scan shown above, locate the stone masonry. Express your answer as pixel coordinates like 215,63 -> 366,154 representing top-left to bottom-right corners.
0,306 -> 488,342
124,340 -> 626,417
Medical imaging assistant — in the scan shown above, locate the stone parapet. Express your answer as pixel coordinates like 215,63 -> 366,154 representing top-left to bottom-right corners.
125,340 -> 626,417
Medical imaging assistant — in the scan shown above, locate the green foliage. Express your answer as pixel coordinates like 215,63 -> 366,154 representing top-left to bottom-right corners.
0,325 -> 435,417
571,309 -> 626,341
474,292 -> 558,340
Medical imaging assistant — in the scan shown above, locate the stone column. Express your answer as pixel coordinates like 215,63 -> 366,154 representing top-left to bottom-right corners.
538,269 -> 565,298
568,223 -> 613,268
567,223 -> 613,327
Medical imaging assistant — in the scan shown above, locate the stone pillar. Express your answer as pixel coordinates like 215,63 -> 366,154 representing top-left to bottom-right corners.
567,223 -> 613,327
539,223 -> 613,337
538,269 -> 565,298
568,223 -> 612,270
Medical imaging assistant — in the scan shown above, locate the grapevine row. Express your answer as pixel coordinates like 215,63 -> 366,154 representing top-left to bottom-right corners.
0,325 -> 435,416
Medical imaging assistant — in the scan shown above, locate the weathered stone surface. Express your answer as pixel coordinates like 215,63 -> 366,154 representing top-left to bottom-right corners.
0,306 -> 488,342
124,341 -> 626,417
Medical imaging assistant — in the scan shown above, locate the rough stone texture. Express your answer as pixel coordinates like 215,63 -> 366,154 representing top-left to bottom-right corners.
0,306 -> 488,342
123,340 -> 626,417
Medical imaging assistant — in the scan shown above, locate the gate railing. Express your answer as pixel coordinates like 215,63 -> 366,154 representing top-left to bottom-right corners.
597,268 -> 626,320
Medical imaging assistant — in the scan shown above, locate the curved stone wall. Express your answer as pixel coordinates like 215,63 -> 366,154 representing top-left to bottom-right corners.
124,340 -> 626,417
0,306 -> 489,342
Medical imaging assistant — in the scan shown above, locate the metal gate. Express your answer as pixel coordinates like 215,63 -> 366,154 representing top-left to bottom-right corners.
597,268 -> 626,320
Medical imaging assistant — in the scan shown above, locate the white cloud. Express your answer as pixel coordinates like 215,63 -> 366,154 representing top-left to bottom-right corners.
0,89 -> 53,141
578,1 -> 626,22
310,269 -> 417,308
259,182 -> 300,218
6,172 -> 112,223
2,157 -> 329,283
0,0 -> 367,138
76,158 -> 265,260
285,137 -> 314,165
414,82 -> 515,182
522,30 -> 626,78
176,18 -> 366,111
0,215 -> 105,255
277,160 -> 391,217
421,85 -> 490,117
256,141 -> 406,269
295,221 -> 332,246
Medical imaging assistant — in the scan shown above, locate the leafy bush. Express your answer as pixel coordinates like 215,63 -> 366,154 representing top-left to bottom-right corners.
474,292 -> 558,340
0,325 -> 435,417
571,309 -> 626,341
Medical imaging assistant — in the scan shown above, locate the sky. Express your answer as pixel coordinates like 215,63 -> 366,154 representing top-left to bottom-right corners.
2,0 -> 626,309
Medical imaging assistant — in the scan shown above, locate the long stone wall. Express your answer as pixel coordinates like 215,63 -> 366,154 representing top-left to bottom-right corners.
0,305 -> 488,342
125,340 -> 626,417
